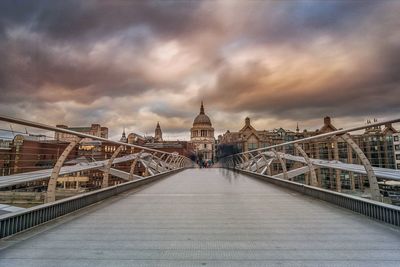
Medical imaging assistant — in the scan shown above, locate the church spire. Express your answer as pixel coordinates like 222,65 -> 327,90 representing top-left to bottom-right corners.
200,101 -> 205,114
155,121 -> 162,142
296,123 -> 299,133
120,127 -> 127,142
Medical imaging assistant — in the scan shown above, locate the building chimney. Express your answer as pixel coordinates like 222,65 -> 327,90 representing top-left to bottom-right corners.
245,117 -> 250,126
324,116 -> 331,125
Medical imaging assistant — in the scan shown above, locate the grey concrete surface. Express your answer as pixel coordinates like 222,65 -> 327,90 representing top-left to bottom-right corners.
0,168 -> 399,266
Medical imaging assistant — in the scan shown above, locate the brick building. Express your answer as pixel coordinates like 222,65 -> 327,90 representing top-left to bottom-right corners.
55,124 -> 108,142
122,122 -> 195,159
218,116 -> 398,191
0,139 -> 11,176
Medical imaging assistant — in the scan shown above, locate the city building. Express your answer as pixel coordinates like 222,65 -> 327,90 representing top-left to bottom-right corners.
55,124 -> 108,142
0,134 -> 136,191
119,128 -> 127,143
190,102 -> 215,162
394,132 -> 400,169
127,132 -> 146,145
218,116 -> 399,191
217,117 -> 299,158
155,122 -> 163,142
0,134 -> 70,190
353,122 -> 396,169
141,141 -> 195,159
0,139 -> 11,176
72,140 -> 140,189
122,123 -> 195,159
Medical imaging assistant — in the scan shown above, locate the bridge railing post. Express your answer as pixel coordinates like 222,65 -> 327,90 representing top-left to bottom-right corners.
154,153 -> 166,172
46,137 -> 82,203
294,143 -> 318,187
129,150 -> 144,180
102,145 -> 124,188
271,148 -> 288,180
339,133 -> 381,201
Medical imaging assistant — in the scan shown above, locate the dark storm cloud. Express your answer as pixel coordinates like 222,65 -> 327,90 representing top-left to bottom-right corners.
0,0 -> 205,44
0,0 -> 206,105
230,0 -> 378,49
197,0 -> 400,122
0,36 -> 149,103
203,37 -> 400,118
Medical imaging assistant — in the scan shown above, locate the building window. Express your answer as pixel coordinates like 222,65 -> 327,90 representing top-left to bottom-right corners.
395,145 -> 400,151
248,143 -> 258,150
395,136 -> 399,142
396,155 -> 400,160
204,144 -> 207,149
397,164 -> 400,169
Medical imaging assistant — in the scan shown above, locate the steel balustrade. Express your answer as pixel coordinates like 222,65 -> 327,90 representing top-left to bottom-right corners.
222,118 -> 400,199
0,169 -> 183,239
220,118 -> 400,226
46,137 -> 82,203
238,169 -> 400,228
101,145 -> 124,189
0,114 -> 195,238
0,115 -> 193,200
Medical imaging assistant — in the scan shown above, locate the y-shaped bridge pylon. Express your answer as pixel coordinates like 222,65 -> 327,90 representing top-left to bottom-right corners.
0,115 -> 194,204
220,118 -> 400,202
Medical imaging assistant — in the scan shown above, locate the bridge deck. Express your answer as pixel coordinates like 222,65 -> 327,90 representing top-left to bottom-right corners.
0,168 -> 399,266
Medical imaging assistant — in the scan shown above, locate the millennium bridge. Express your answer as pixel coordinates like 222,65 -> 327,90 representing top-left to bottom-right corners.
0,115 -> 399,266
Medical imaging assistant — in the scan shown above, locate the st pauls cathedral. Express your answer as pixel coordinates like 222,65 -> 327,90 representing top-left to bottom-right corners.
190,102 -> 215,163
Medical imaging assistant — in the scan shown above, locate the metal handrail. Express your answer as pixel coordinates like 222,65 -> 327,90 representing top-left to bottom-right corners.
0,168 -> 184,239
0,114 -> 192,162
239,169 -> 400,227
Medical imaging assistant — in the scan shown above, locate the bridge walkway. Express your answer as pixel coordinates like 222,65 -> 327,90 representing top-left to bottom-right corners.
0,168 -> 399,266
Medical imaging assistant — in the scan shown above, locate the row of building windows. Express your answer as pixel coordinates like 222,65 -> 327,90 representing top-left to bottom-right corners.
192,130 -> 213,137
104,145 -> 127,152
197,143 -> 213,150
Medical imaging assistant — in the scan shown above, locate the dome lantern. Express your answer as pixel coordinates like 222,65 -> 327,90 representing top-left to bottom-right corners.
193,101 -> 212,126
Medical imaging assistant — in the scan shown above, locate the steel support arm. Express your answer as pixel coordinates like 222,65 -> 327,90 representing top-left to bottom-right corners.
102,145 -> 124,188
339,133 -> 381,201
271,149 -> 288,180
129,150 -> 144,179
294,143 -> 318,186
46,137 -> 82,203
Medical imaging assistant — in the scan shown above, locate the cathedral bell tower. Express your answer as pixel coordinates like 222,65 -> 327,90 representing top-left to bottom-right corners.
155,122 -> 163,142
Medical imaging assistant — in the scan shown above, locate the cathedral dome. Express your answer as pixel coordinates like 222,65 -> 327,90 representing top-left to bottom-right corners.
193,102 -> 212,126
193,114 -> 212,126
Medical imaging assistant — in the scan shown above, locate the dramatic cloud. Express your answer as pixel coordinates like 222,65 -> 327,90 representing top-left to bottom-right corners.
0,0 -> 399,139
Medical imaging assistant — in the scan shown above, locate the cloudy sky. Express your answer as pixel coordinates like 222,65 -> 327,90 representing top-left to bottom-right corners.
0,0 -> 399,140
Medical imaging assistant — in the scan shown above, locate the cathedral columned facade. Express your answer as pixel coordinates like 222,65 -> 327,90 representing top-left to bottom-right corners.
190,102 -> 215,162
